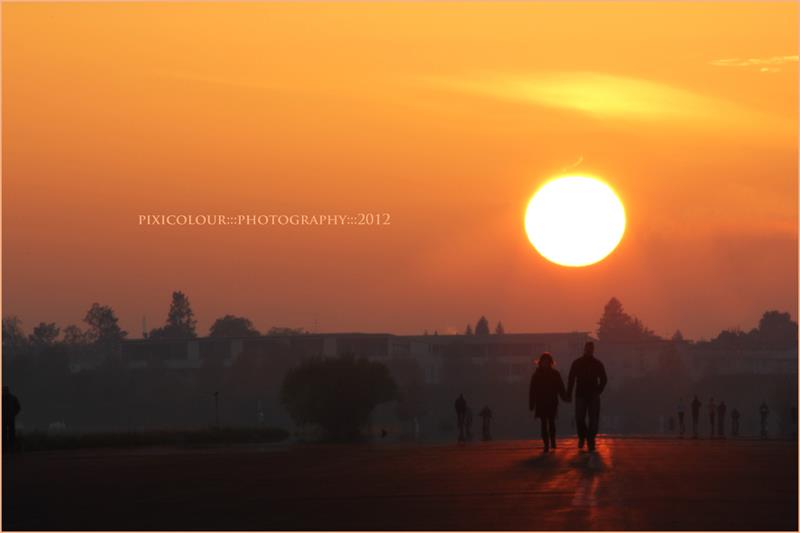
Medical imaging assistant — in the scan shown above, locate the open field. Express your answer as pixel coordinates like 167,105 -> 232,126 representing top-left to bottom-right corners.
3,437 -> 797,530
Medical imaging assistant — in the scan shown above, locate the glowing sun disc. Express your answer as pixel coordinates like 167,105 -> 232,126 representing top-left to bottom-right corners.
524,176 -> 626,267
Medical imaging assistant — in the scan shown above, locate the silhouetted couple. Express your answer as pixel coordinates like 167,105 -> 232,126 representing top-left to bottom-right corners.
529,341 -> 607,452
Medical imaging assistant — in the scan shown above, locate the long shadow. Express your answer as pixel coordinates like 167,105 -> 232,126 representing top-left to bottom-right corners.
517,448 -> 574,470
569,450 -> 607,472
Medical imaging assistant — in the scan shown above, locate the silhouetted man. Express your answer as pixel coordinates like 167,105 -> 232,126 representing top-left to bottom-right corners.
677,398 -> 686,438
567,341 -> 607,452
708,397 -> 716,438
759,402 -> 769,439
455,394 -> 467,442
479,405 -> 493,441
717,401 -> 727,438
731,408 -> 740,437
691,395 -> 701,439
2,387 -> 21,453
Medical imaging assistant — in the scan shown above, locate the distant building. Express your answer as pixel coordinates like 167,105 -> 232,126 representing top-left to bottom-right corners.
120,331 -> 590,384
598,338 -> 797,385
686,347 -> 798,377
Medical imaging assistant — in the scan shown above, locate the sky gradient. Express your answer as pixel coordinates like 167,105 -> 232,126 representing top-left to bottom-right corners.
3,2 -> 797,340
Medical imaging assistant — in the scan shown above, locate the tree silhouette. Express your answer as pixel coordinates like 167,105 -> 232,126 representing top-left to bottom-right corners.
757,311 -> 797,349
149,291 -> 197,339
62,325 -> 89,346
701,310 -> 797,350
29,322 -> 60,347
495,321 -> 505,335
84,303 -> 127,347
465,324 -> 473,336
475,316 -> 490,336
209,315 -> 260,337
280,355 -> 397,440
267,327 -> 306,336
596,297 -> 659,343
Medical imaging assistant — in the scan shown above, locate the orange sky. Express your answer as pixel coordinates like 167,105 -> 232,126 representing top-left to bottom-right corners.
3,2 -> 797,340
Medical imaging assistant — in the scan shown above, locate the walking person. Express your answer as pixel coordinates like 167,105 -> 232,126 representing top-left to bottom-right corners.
691,395 -> 701,439
708,397 -> 716,438
731,408 -> 741,437
529,352 -> 569,452
454,394 -> 467,442
759,402 -> 769,439
677,397 -> 686,438
2,387 -> 21,453
479,405 -> 493,441
717,401 -> 727,438
567,341 -> 607,452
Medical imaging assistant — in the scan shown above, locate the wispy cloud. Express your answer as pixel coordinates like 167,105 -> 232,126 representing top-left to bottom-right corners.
429,71 -> 765,125
710,55 -> 798,73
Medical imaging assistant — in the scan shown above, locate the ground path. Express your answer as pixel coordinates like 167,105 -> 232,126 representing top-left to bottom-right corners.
4,437 -> 797,530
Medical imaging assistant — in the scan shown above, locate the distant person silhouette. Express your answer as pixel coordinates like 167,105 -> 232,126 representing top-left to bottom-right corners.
567,341 -> 607,452
677,398 -> 686,438
708,397 -> 716,438
731,408 -> 741,437
2,387 -> 21,453
691,395 -> 701,439
479,405 -> 493,441
759,402 -> 769,439
717,401 -> 727,438
529,352 -> 568,452
465,405 -> 474,441
455,394 -> 467,442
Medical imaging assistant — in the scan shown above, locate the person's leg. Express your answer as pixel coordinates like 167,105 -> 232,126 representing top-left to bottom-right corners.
540,418 -> 550,451
548,418 -> 557,448
587,396 -> 601,450
710,415 -> 715,437
457,414 -> 465,441
575,397 -> 588,448
679,413 -> 685,436
692,415 -> 698,438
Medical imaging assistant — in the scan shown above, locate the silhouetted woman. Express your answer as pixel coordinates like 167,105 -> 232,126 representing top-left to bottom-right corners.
529,352 -> 569,452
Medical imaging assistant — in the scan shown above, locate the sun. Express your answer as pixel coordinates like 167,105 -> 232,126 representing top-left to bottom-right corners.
524,175 -> 626,267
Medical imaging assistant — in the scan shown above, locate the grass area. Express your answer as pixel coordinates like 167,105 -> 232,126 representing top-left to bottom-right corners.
16,426 -> 290,452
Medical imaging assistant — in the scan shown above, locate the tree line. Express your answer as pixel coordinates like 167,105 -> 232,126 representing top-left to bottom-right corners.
3,291 -> 311,361
596,296 -> 797,350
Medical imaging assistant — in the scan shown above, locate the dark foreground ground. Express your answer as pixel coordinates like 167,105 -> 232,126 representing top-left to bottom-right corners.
3,437 -> 797,530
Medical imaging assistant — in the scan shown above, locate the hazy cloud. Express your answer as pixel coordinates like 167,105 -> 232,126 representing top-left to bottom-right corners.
429,71 -> 770,127
710,55 -> 798,73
